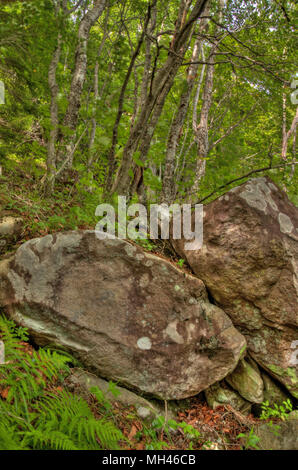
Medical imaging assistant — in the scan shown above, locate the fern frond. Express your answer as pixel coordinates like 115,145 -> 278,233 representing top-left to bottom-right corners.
0,314 -> 124,450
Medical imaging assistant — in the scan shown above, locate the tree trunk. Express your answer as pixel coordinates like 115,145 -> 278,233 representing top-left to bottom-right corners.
44,33 -> 61,196
161,21 -> 208,203
112,0 -> 209,196
191,0 -> 224,198
88,6 -> 110,171
281,106 -> 298,160
57,0 -> 107,170
190,49 -> 214,196
104,1 -> 157,193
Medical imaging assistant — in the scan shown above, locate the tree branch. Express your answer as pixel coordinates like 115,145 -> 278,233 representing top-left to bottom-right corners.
193,161 -> 298,205
209,105 -> 256,151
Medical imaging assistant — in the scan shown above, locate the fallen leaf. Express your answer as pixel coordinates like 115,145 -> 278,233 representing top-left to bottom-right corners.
128,425 -> 138,440
0,387 -> 10,399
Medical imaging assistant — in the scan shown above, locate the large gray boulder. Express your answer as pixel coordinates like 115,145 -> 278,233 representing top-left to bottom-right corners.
172,177 -> 298,398
0,231 -> 245,400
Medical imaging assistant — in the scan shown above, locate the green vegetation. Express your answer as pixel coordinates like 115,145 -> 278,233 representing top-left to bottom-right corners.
260,399 -> 293,421
139,416 -> 204,450
0,315 -> 217,450
0,0 -> 296,216
0,315 -> 124,450
237,427 -> 260,450
237,399 -> 295,450
0,0 -> 297,452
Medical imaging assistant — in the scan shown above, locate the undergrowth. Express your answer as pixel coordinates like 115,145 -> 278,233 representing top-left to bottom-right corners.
0,315 -> 208,451
0,315 -> 124,450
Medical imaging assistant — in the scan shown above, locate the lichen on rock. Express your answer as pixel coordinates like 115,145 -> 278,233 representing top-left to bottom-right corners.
0,231 -> 246,400
171,177 -> 298,398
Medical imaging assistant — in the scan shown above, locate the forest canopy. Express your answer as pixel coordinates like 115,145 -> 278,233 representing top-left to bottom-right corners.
0,0 -> 297,210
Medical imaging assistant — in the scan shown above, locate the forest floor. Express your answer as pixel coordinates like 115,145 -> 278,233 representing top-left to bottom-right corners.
0,158 -> 187,267
0,336 -> 261,451
0,159 -> 275,451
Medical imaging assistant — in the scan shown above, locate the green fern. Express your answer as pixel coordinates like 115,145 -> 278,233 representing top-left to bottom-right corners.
0,315 -> 71,412
0,421 -> 27,450
0,314 -> 124,450
30,390 -> 123,450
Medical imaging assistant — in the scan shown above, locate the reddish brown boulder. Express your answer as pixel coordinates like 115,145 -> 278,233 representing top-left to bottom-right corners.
0,231 -> 245,400
172,177 -> 298,398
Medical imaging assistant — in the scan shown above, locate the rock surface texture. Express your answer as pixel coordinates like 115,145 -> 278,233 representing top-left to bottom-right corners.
256,412 -> 298,450
0,231 -> 245,399
261,371 -> 290,406
204,381 -> 251,415
0,216 -> 23,255
65,368 -> 173,421
172,177 -> 298,398
225,358 -> 264,403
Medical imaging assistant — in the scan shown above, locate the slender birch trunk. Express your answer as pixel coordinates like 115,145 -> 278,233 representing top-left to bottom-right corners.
190,45 -> 215,195
45,0 -> 108,192
282,88 -> 287,160
88,6 -> 110,171
161,22 -> 208,203
191,0 -> 224,197
45,33 -> 61,196
57,0 -> 108,169
281,106 -> 298,160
